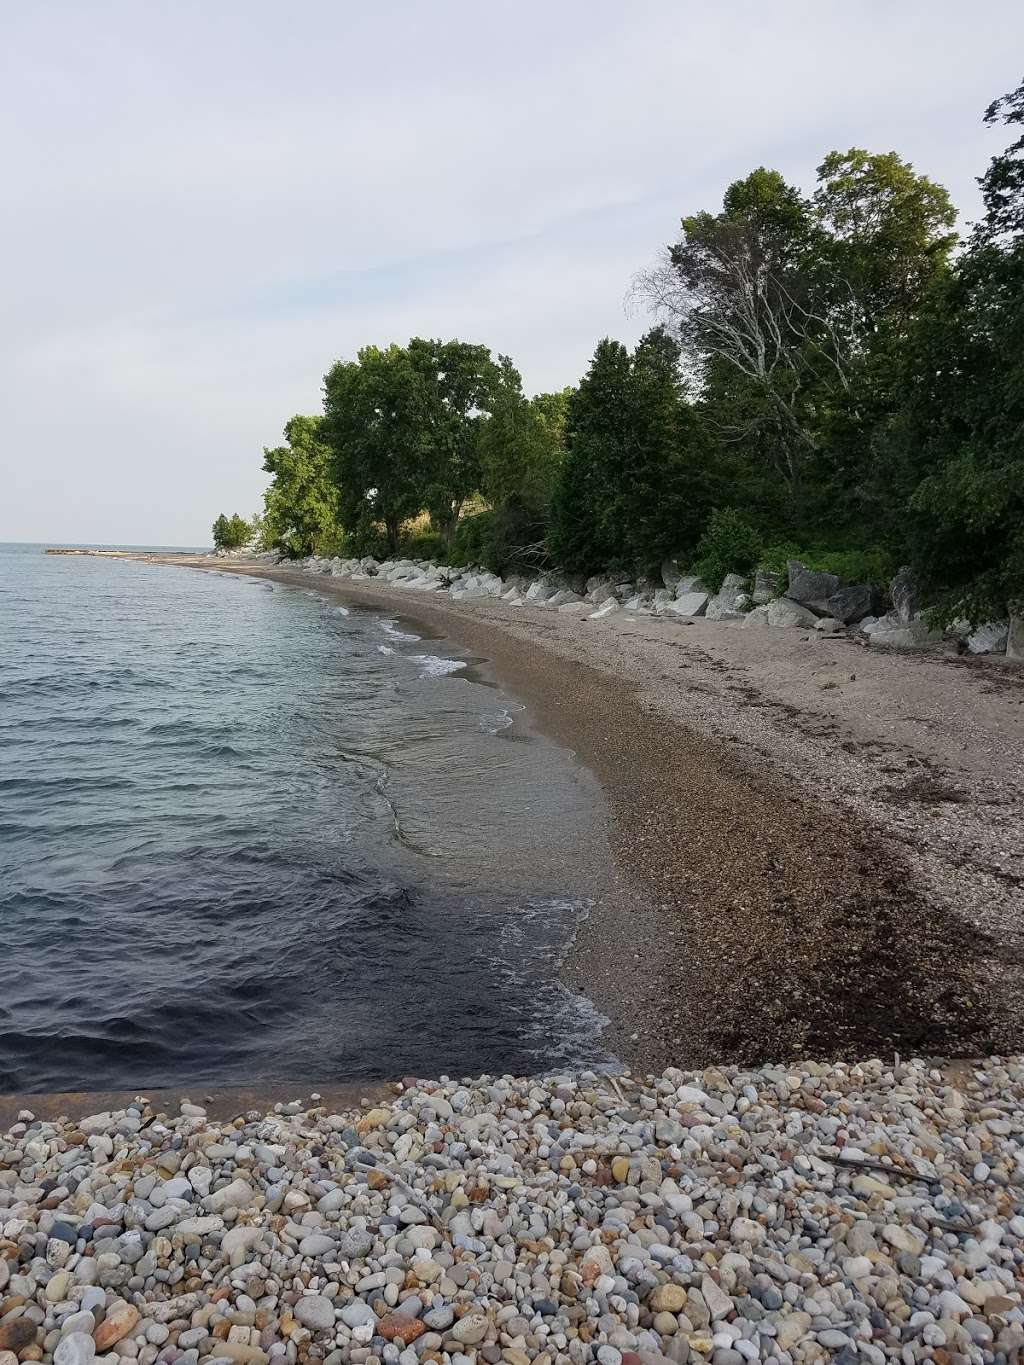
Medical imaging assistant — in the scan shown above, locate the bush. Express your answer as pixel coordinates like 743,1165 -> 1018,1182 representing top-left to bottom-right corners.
756,540 -> 896,587
400,530 -> 448,561
212,513 -> 252,550
449,510 -> 497,569
692,509 -> 762,591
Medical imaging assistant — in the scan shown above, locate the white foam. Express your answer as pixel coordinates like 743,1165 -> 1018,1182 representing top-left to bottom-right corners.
412,654 -> 467,678
380,618 -> 420,642
377,644 -> 396,656
335,605 -> 350,616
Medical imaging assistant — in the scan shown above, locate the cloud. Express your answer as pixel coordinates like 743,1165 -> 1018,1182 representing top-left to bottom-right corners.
1,0 -> 1021,542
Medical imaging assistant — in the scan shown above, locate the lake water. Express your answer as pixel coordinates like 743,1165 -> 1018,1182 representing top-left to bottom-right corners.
0,544 -> 612,1093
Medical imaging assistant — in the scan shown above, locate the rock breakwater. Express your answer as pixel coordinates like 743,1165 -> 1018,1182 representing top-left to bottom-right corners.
3,1058 -> 1023,1365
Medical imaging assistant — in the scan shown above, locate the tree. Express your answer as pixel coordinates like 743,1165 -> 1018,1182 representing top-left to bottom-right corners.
322,345 -> 428,554
548,331 -> 713,574
211,512 -> 252,550
261,415 -> 341,557
637,154 -> 958,528
474,361 -> 570,571
622,327 -> 716,568
813,149 -> 957,334
408,337 -> 502,548
891,80 -> 1024,620
548,339 -> 633,572
636,169 -> 843,506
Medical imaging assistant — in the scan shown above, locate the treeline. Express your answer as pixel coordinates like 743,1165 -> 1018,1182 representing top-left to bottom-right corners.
226,77 -> 1024,622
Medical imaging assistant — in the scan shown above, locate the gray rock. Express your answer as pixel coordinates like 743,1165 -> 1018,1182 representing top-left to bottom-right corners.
705,574 -> 749,622
766,598 -> 819,629
293,1294 -> 335,1331
826,584 -> 874,624
661,592 -> 708,618
336,1229 -> 375,1260
742,604 -> 770,627
340,1301 -> 378,1330
787,561 -> 840,614
298,1233 -> 336,1257
54,1333 -> 96,1365
752,568 -> 782,605
661,559 -> 682,590
967,620 -> 1009,655
868,615 -> 941,650
1009,612 -> 1024,662
890,565 -> 917,623
675,575 -> 707,595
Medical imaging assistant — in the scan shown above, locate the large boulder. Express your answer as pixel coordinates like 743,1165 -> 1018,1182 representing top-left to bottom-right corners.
827,584 -> 874,624
545,589 -> 583,609
890,566 -> 918,624
752,568 -> 782,605
743,605 -> 770,627
588,598 -> 620,620
525,580 -> 557,603
661,558 -> 683,590
662,592 -> 708,618
704,573 -> 750,622
868,614 -> 941,649
675,575 -> 707,595
787,561 -> 840,615
1008,613 -> 1023,661
766,598 -> 819,629
967,620 -> 1009,655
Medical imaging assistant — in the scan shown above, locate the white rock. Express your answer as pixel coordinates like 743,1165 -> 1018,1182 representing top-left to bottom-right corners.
662,592 -> 708,618
54,1334 -> 96,1365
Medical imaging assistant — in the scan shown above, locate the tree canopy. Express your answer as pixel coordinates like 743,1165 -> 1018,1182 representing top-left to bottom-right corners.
230,84 -> 1024,627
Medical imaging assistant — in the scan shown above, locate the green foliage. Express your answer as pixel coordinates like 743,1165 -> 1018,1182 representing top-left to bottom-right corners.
757,540 -> 896,586
548,330 -> 715,575
261,415 -> 341,558
408,337 -> 502,545
211,512 -> 252,550
322,345 -> 429,553
889,79 -> 1024,619
399,528 -> 448,561
692,509 -> 762,591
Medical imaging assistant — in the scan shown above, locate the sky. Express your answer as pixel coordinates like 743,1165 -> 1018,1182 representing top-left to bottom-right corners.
1,2 -> 1022,546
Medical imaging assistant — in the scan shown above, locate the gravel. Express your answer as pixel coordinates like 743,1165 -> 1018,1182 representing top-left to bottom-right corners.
3,1061 -> 1024,1365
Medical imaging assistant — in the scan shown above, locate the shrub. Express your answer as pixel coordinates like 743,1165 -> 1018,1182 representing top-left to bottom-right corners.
692,509 -> 762,591
756,541 -> 896,587
400,529 -> 448,561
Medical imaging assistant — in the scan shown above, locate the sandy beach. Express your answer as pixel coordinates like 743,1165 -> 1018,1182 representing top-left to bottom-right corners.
138,557 -> 1024,1074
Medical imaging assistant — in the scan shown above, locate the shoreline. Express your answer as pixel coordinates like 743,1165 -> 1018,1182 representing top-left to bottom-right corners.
125,554 -> 1024,1074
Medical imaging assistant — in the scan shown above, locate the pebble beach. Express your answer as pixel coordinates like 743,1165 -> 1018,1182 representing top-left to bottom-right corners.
3,1059 -> 1024,1365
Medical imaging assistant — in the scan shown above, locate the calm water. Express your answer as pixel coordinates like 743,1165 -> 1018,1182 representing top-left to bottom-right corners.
0,544 -> 612,1093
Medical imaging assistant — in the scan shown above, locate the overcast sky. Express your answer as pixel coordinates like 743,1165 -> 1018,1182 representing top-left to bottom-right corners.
2,2 -> 1021,545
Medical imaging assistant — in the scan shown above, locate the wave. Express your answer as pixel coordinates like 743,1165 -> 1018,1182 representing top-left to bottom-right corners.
380,619 -> 420,642
412,653 -> 467,678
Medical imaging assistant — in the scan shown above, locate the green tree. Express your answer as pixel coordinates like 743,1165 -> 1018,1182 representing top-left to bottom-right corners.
548,338 -> 633,572
261,415 -> 341,557
892,80 -> 1024,620
408,337 -> 502,548
322,345 -> 427,554
548,331 -> 713,574
211,512 -> 252,550
475,361 -> 570,571
623,327 -> 716,569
